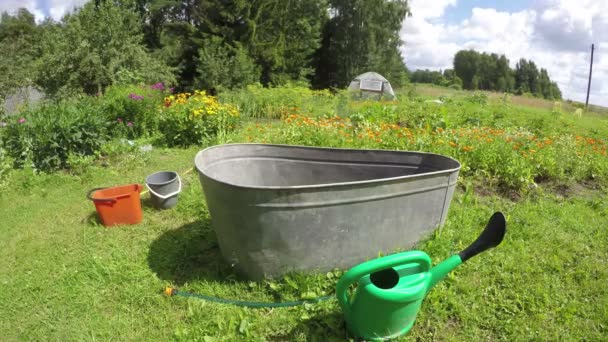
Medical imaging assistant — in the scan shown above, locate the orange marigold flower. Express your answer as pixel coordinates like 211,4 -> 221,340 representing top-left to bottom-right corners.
449,141 -> 457,148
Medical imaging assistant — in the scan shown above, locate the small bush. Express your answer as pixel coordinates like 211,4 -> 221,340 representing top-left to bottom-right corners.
466,91 -> 488,105
99,84 -> 169,138
3,101 -> 110,171
159,90 -> 240,146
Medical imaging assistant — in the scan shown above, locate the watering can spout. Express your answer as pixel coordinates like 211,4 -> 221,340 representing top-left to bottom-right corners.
429,212 -> 507,289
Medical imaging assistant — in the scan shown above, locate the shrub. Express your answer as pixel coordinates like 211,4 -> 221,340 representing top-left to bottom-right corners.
159,90 -> 240,146
99,84 -> 169,137
466,91 -> 488,105
195,37 -> 260,92
3,101 -> 110,171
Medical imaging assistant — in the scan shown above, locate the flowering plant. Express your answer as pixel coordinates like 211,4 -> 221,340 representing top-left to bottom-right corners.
160,90 -> 240,146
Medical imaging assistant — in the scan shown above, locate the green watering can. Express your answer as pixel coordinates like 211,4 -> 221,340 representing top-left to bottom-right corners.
336,212 -> 506,341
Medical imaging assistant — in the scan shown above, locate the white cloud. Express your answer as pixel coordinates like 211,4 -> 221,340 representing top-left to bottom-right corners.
47,0 -> 88,21
0,1 -> 45,21
0,0 -> 87,22
401,0 -> 608,106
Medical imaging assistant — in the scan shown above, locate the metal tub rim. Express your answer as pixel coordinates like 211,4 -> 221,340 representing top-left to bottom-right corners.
194,143 -> 461,190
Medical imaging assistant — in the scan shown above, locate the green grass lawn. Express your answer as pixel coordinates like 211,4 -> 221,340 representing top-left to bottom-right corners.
1,143 -> 607,341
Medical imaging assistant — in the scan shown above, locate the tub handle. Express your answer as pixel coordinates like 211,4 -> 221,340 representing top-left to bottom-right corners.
146,175 -> 182,199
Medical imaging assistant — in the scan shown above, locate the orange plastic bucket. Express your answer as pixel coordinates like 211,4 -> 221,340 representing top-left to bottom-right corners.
87,184 -> 143,226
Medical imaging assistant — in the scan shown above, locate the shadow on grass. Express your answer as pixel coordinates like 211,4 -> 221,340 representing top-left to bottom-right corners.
140,196 -> 156,209
268,312 -> 347,342
147,219 -> 234,285
83,211 -> 102,226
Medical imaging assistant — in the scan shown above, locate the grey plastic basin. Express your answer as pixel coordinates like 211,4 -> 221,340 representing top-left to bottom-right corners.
194,144 -> 461,280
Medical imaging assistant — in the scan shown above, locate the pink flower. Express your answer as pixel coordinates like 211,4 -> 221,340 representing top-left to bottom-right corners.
169,87 -> 175,93
128,93 -> 144,100
18,118 -> 26,124
127,122 -> 133,127
117,118 -> 123,123
150,82 -> 165,91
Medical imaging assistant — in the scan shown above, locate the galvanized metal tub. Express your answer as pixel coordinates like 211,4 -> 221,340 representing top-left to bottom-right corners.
194,144 -> 461,280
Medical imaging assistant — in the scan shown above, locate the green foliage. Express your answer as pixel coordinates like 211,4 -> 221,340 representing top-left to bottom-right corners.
99,84 -> 168,137
140,0 -> 327,90
410,69 -> 463,89
0,9 -> 41,99
313,0 -> 410,88
34,1 -> 175,97
221,84 -> 335,119
465,91 -> 489,105
2,101 -> 110,171
159,90 -> 240,146
195,38 -> 260,92
246,0 -> 328,85
454,50 -> 559,100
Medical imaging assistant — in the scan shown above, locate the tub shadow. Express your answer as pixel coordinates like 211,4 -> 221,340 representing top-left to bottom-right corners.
147,219 -> 235,285
268,312 -> 348,342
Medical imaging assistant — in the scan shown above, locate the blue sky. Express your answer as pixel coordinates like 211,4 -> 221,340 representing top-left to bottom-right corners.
35,0 -> 51,17
401,0 -> 608,105
441,0 -> 530,24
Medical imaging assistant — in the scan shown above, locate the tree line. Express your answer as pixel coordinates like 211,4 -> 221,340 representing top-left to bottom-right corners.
410,50 -> 562,100
0,0 -> 410,100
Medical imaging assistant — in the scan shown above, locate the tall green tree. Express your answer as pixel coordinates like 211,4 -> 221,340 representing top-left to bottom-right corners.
453,51 -> 559,100
35,1 -> 174,97
140,0 -> 326,90
245,0 -> 328,85
453,50 -> 480,90
194,37 -> 259,92
313,0 -> 410,89
0,9 -> 41,98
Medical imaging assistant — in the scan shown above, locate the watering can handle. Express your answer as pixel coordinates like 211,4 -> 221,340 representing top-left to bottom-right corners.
336,251 -> 432,316
145,174 -> 182,199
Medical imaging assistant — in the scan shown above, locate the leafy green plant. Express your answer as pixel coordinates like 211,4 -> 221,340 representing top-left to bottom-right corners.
465,91 -> 488,105
159,90 -> 240,146
221,83 -> 335,119
3,101 -> 110,171
99,84 -> 168,138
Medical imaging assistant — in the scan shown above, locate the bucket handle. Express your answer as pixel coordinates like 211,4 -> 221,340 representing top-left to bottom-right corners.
145,174 -> 182,199
86,187 -> 116,203
87,185 -> 143,203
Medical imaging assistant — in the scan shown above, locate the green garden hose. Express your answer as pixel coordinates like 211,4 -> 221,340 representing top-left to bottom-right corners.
165,287 -> 334,308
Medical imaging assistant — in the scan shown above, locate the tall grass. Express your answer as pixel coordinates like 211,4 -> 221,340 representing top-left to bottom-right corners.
220,83 -> 337,119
